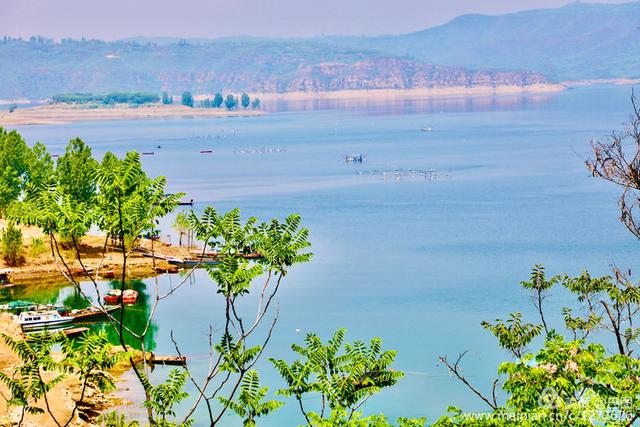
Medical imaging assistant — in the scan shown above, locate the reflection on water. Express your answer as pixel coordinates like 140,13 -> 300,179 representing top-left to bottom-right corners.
0,279 -> 157,351
262,93 -> 554,115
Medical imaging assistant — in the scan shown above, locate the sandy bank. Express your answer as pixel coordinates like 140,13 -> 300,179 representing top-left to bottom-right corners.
562,78 -> 640,87
0,219 -> 190,286
0,312 -> 130,426
0,103 -> 262,126
254,84 -> 565,102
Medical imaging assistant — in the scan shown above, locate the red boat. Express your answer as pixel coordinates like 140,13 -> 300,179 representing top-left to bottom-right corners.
104,289 -> 121,304
122,290 -> 139,305
103,289 -> 138,305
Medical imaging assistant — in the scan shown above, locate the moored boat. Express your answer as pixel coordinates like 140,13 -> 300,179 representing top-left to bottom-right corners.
104,289 -> 121,305
70,305 -> 119,322
104,289 -> 138,305
122,290 -> 138,304
0,269 -> 13,287
18,310 -> 74,332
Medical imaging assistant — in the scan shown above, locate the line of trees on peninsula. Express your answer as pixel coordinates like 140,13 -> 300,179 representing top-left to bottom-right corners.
49,91 -> 261,110
51,92 -> 160,105
180,91 -> 261,110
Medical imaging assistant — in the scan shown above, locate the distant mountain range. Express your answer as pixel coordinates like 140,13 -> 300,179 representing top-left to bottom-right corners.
0,1 -> 637,100
329,1 -> 640,81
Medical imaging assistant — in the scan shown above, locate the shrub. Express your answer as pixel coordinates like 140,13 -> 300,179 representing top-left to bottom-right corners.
28,237 -> 47,258
1,222 -> 24,266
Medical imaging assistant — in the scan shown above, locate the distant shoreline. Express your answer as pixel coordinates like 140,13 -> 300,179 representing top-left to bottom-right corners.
0,103 -> 262,126
1,81 -> 627,126
254,84 -> 566,102
562,78 -> 640,87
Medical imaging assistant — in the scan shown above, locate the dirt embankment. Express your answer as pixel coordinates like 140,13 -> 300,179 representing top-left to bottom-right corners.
0,219 -> 190,286
0,312 -> 136,426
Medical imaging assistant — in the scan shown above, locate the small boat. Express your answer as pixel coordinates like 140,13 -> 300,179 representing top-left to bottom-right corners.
0,300 -> 37,313
99,270 -> 116,279
178,199 -> 194,206
103,289 -> 121,305
149,354 -> 187,366
122,290 -> 138,305
421,127 -> 433,132
168,257 -> 220,267
70,305 -> 119,322
71,267 -> 94,275
142,152 -> 155,155
0,269 -> 13,287
199,150 -> 213,154
154,266 -> 180,274
104,289 -> 138,305
18,310 -> 74,332
64,327 -> 89,338
345,154 -> 365,163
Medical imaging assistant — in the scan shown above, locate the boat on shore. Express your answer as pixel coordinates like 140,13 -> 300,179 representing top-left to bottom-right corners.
18,310 -> 74,332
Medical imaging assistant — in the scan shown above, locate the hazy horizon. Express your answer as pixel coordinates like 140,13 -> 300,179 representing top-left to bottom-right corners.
1,0 -> 633,41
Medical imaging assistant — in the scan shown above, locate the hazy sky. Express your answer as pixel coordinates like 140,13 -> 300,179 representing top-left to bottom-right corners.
0,0 -> 632,40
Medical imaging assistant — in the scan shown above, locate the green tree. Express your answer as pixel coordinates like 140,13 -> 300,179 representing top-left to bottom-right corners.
213,92 -> 224,108
143,369 -> 192,427
251,98 -> 261,109
271,329 -> 404,424
218,370 -> 283,427
0,128 -> 31,210
162,91 -> 173,105
172,212 -> 190,247
241,92 -> 250,109
24,142 -> 55,198
181,91 -> 193,108
1,221 -> 24,266
224,94 -> 237,110
0,331 -> 124,427
56,138 -> 99,205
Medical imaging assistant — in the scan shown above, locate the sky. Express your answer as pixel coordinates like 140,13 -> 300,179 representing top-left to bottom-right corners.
0,0 -> 633,40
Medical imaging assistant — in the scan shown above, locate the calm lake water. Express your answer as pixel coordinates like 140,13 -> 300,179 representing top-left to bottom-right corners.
3,85 -> 639,425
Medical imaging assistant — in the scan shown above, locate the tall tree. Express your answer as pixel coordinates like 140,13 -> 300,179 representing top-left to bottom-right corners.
225,94 -> 237,110
161,91 -> 173,105
181,91 -> 194,108
213,92 -> 224,108
56,138 -> 99,205
24,142 -> 54,198
0,128 -> 31,210
241,92 -> 250,109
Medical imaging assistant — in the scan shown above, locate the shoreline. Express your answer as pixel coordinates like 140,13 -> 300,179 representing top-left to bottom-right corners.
0,219 -> 190,286
0,312 -> 134,426
254,83 -> 566,102
0,103 -> 262,126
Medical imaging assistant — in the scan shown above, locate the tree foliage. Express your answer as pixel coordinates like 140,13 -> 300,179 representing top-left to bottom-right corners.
271,329 -> 405,424
56,138 -> 99,206
218,370 -> 283,427
0,128 -> 31,210
1,221 -> 24,266
181,91 -> 193,108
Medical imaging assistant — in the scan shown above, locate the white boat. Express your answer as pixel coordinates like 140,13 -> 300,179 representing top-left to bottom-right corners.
18,310 -> 74,332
